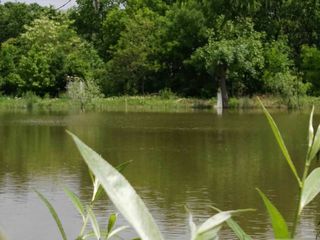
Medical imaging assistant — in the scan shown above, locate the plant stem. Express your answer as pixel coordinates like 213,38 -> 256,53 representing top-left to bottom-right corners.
291,160 -> 311,238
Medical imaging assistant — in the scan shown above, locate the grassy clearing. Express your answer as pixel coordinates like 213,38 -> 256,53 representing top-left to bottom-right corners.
0,95 -> 319,112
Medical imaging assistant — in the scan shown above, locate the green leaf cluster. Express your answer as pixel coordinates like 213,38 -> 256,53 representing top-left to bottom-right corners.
0,16 -> 103,97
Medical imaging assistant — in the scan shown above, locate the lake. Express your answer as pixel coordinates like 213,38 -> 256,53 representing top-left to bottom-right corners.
0,109 -> 319,239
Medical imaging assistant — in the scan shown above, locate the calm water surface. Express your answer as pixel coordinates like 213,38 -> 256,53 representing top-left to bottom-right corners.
0,109 -> 320,239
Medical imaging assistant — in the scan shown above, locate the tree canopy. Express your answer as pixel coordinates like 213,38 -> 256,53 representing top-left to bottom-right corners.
1,0 -> 320,105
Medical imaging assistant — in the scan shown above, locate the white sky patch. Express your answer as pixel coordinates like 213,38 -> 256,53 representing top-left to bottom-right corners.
1,0 -> 77,9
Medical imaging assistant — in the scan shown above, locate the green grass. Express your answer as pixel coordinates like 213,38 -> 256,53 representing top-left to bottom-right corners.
0,95 -> 320,113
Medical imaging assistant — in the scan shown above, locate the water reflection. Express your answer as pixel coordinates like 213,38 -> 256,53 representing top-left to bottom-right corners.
0,110 -> 319,239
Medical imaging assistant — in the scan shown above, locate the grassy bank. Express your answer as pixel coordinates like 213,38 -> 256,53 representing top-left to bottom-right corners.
0,95 -> 318,112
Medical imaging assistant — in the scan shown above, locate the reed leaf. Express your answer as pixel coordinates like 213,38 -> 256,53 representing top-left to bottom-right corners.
63,187 -> 86,221
308,125 -> 320,163
116,160 -> 133,173
194,209 -> 252,240
107,213 -> 117,233
35,190 -> 68,240
258,98 -> 301,186
257,189 -> 289,239
67,130 -> 164,240
92,178 -> 101,202
210,206 -> 253,240
87,207 -> 100,239
194,211 -> 232,240
308,106 -> 315,149
300,168 -> 320,212
225,219 -> 252,240
107,226 -> 129,239
187,209 -> 197,240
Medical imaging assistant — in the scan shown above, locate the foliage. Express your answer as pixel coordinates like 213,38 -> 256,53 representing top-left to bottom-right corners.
258,100 -> 320,238
195,17 -> 264,80
3,0 -> 320,103
0,16 -> 103,97
66,76 -> 103,111
160,0 -> 209,96
263,38 -> 309,107
301,45 -> 320,95
0,2 -> 55,44
192,17 -> 264,106
103,7 -> 162,95
158,88 -> 177,99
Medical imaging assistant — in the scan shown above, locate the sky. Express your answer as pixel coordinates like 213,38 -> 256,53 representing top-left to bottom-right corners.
1,0 -> 77,9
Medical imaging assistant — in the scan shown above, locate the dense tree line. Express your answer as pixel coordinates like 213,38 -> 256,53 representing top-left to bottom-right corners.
1,0 -> 320,106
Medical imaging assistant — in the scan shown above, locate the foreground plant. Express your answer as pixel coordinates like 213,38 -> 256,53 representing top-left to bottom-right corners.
258,98 -> 320,239
36,161 -> 131,240
37,130 -> 251,240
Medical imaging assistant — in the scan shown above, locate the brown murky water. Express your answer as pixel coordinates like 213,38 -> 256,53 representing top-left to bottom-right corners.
0,109 -> 319,239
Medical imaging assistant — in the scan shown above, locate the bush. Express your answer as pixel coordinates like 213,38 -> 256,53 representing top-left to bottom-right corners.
66,76 -> 103,111
158,88 -> 177,99
263,38 -> 309,107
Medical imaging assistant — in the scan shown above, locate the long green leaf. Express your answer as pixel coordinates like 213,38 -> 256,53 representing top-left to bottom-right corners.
308,106 -> 315,149
258,98 -> 301,186
67,131 -> 164,240
257,189 -> 289,239
210,206 -> 253,240
87,207 -> 101,239
64,187 -> 86,221
186,208 -> 197,240
308,125 -> 320,163
226,219 -> 252,240
194,209 -> 252,240
300,168 -> 320,212
194,211 -> 230,240
107,213 -> 117,233
107,226 -> 129,239
92,178 -> 101,202
116,160 -> 133,173
35,190 -> 68,240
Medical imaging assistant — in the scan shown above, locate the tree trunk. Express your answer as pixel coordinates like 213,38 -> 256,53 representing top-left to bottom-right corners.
217,64 -> 228,108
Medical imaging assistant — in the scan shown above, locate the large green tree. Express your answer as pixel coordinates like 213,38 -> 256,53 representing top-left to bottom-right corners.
192,17 -> 264,107
159,0 -> 209,96
0,2 -> 55,44
0,17 -> 103,96
103,7 -> 162,95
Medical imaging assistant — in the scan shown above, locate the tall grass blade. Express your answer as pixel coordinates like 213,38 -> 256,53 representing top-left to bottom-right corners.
107,213 -> 117,233
210,206 -> 253,240
300,168 -> 320,212
308,125 -> 320,163
92,160 -> 132,203
308,106 -> 315,149
186,208 -> 196,240
67,131 -> 164,240
35,190 -> 68,240
92,178 -> 101,202
194,211 -> 231,240
226,219 -> 252,240
63,187 -> 86,221
116,160 -> 133,173
257,189 -> 289,239
107,226 -> 129,239
87,207 -> 101,239
258,98 -> 301,186
194,209 -> 252,240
